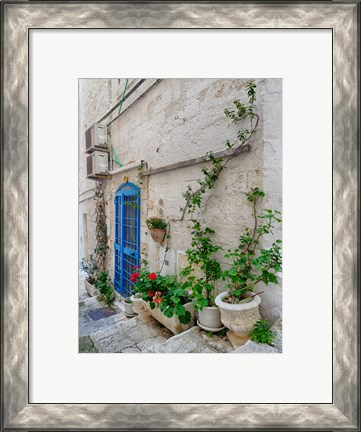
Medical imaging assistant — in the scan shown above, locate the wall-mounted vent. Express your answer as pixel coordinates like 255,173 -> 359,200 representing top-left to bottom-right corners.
85,123 -> 108,153
86,150 -> 110,179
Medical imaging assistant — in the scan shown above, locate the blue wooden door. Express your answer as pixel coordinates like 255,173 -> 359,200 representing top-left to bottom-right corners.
114,182 -> 140,297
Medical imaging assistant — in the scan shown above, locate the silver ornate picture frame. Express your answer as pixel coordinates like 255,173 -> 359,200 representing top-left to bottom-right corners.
1,1 -> 359,430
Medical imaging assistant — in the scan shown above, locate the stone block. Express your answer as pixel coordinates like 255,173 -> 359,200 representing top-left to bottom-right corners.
227,331 -> 250,349
232,340 -> 279,353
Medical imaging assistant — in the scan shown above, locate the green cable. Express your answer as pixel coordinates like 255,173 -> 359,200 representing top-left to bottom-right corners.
118,78 -> 128,114
112,79 -> 129,167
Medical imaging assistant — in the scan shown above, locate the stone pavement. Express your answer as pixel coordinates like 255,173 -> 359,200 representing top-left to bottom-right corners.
144,326 -> 233,353
79,287 -> 283,354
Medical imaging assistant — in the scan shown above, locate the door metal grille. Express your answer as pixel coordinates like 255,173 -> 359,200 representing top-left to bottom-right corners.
114,183 -> 140,297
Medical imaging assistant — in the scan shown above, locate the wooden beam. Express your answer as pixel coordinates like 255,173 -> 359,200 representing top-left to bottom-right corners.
142,144 -> 251,177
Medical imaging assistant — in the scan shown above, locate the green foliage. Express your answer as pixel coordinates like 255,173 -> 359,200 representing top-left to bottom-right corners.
137,164 -> 144,187
146,217 -> 168,230
249,319 -> 276,345
181,80 -> 258,219
80,253 -> 99,285
182,152 -> 224,216
224,80 -> 257,125
95,271 -> 116,306
222,187 -> 282,303
132,267 -> 192,324
180,220 -> 222,309
94,182 -> 108,271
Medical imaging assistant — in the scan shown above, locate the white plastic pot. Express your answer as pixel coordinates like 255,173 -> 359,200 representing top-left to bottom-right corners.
197,306 -> 223,331
130,294 -> 147,315
123,299 -> 136,316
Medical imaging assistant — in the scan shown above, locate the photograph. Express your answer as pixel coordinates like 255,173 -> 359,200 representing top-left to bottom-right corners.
78,78 -> 283,353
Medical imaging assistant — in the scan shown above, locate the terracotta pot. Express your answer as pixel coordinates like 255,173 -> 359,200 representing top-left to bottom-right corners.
84,279 -> 98,297
149,228 -> 166,243
215,291 -> 261,336
145,301 -> 195,335
198,306 -> 223,330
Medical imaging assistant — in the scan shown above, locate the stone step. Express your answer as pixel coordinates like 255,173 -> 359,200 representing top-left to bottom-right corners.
144,326 -> 234,353
79,297 -> 125,338
89,313 -> 173,353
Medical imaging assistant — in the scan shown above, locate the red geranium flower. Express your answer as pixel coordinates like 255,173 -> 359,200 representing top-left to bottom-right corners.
148,290 -> 154,297
153,291 -> 163,304
133,266 -> 138,270
131,272 -> 140,283
149,273 -> 157,280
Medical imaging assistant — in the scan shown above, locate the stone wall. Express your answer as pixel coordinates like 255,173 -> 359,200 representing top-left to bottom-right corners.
79,78 -> 282,323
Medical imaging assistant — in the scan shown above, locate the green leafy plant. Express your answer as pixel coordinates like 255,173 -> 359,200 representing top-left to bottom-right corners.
180,220 -> 222,310
95,271 -> 116,307
80,253 -> 99,285
161,81 -> 260,272
181,152 -> 225,217
146,217 -> 167,230
180,80 -> 259,220
249,319 -> 276,345
94,182 -> 108,271
132,267 -> 192,324
223,187 -> 282,304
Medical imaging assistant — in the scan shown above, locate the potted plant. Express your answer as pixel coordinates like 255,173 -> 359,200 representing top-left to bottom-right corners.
215,187 -> 282,337
181,220 -> 224,332
132,268 -> 195,334
146,217 -> 167,243
129,292 -> 147,315
95,271 -> 116,307
123,296 -> 136,317
129,266 -> 147,315
80,254 -> 99,297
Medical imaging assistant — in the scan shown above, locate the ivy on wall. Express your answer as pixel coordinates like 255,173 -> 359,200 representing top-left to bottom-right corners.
94,181 -> 108,271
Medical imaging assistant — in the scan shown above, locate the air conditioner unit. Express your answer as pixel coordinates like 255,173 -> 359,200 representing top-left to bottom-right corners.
86,150 -> 109,179
85,123 -> 108,153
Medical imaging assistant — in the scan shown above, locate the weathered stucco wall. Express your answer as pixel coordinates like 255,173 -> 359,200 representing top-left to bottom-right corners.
79,78 -> 282,323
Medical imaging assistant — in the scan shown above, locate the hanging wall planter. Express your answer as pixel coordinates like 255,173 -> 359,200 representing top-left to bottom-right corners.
146,217 -> 167,244
149,228 -> 166,243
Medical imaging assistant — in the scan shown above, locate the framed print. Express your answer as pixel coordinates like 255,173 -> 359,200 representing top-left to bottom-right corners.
1,1 -> 359,430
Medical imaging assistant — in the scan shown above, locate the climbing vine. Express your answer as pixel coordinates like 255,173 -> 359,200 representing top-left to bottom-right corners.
94,181 -> 108,271
159,80 -> 260,276
180,80 -> 259,219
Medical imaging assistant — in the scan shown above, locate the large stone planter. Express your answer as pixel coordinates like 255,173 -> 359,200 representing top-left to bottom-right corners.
145,301 -> 195,335
215,291 -> 261,335
84,279 -> 98,297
